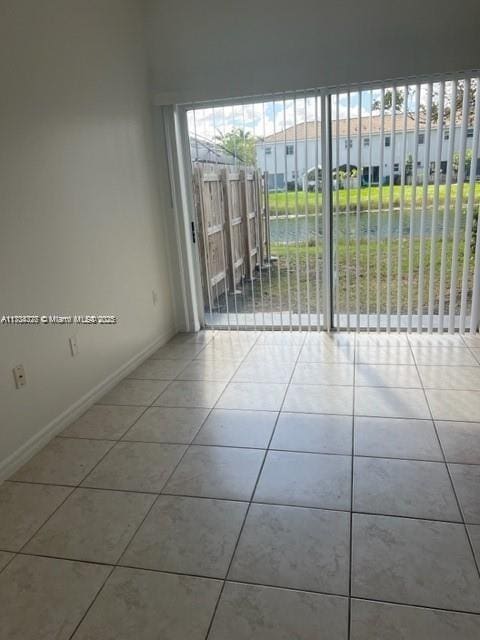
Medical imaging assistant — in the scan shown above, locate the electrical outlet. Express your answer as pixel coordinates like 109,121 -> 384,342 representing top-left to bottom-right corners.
152,289 -> 158,306
13,364 -> 26,389
69,335 -> 79,357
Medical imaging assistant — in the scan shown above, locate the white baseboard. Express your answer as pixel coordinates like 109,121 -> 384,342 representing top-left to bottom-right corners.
0,326 -> 176,484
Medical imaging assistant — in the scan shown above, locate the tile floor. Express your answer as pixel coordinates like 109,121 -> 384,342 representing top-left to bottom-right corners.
1,330 -> 480,639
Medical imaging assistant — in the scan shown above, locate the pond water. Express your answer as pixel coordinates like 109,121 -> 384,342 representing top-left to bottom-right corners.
269,208 -> 468,243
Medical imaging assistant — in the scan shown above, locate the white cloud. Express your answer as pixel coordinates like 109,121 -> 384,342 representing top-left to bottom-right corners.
186,79 -> 477,141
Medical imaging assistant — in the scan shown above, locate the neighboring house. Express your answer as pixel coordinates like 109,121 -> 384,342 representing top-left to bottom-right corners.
190,134 -> 238,165
256,115 -> 479,189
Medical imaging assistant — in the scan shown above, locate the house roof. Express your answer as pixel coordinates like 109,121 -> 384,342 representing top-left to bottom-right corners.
264,115 -> 428,142
190,135 -> 238,164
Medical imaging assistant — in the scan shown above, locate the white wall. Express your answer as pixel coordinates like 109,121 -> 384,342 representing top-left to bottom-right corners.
0,1 -> 175,477
145,0 -> 480,104
258,126 -> 473,183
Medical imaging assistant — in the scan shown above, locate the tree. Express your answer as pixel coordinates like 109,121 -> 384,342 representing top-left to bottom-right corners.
215,128 -> 257,166
373,80 -> 477,126
453,148 -> 473,176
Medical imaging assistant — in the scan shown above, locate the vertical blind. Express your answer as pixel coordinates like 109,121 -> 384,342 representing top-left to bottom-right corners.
185,74 -> 480,333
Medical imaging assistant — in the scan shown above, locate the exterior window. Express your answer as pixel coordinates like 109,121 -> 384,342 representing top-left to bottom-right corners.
418,133 -> 425,144
393,163 -> 399,171
467,128 -> 474,138
444,130 -> 450,140
363,137 -> 370,147
286,144 -> 294,155
344,138 -> 352,149
384,136 -> 391,147
291,170 -> 297,179
265,146 -> 272,155
417,161 -> 422,168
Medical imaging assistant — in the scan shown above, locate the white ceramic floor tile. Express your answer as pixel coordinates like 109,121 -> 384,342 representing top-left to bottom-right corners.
10,438 -> 113,486
356,334 -> 409,346
418,365 -> 480,390
25,488 -> 155,564
409,333 -> 465,347
304,332 -> 355,347
354,417 -> 442,460
299,345 -> 355,364
412,347 -> 478,366
426,389 -> 480,421
82,442 -> 186,493
352,513 -> 480,611
216,382 -> 287,411
175,358 -> 239,382
283,385 -> 354,415
233,360 -> 294,383
468,525 -> 480,566
0,482 -> 72,551
448,464 -> 480,524
163,445 -> 264,501
271,413 -> 352,454
0,551 -> 14,572
193,409 -> 277,448
355,347 -> 414,365
245,345 -> 302,363
351,599 -> 480,640
153,380 -> 227,408
229,504 -> 350,594
292,362 -> 354,386
127,358 -> 190,380
0,555 -> 110,640
120,495 -> 248,578
254,451 -> 351,510
354,387 -> 430,419
122,407 -> 209,444
209,583 -> 349,640
353,457 -> 461,521
99,380 -> 170,406
73,567 -> 222,640
355,364 -> 421,388
436,420 -> 480,463
470,348 -> 480,364
256,332 -> 306,345
462,335 -> 480,348
150,343 -> 205,360
62,405 -> 145,440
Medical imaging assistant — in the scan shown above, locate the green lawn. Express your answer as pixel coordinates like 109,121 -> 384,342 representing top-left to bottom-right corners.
222,238 -> 472,317
268,183 -> 480,216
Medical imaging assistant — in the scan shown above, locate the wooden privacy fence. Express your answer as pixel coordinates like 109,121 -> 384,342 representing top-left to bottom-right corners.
193,164 -> 270,309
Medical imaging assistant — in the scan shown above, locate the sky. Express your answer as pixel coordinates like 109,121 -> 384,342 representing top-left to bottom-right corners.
186,80 -> 465,142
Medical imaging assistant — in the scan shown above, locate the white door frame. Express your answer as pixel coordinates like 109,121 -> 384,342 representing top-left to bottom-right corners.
163,105 -> 204,332
165,72 -> 480,334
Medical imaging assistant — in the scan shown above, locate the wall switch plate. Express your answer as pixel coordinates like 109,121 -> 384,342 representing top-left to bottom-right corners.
69,335 -> 79,357
13,364 -> 26,389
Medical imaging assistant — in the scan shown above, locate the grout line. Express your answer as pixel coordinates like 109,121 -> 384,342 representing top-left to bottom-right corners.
116,333 -> 263,640
44,438 -> 480,467
347,334 -> 356,640
407,338 -> 480,580
84,400 -> 480,422
67,564 -> 116,640
5,331 -> 480,636
0,551 -> 17,576
63,379 -> 232,639
0,485 -> 473,526
204,330 -> 302,639
7,552 -> 480,619
13,433 -> 126,556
